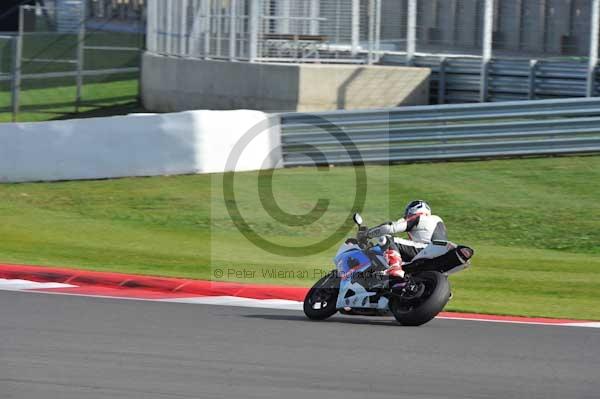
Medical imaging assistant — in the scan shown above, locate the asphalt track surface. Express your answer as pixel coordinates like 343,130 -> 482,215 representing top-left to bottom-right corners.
2,290 -> 599,399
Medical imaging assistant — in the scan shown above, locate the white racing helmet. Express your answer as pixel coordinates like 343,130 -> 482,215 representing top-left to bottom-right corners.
404,200 -> 431,218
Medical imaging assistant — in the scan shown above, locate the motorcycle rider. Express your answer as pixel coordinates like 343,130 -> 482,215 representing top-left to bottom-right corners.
363,200 -> 448,266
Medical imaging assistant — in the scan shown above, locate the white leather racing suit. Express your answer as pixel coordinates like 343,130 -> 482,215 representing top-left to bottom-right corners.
367,214 -> 448,262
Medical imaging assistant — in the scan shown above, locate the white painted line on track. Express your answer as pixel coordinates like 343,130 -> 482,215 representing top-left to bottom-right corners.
160,296 -> 304,310
436,315 -> 600,328
0,278 -> 76,291
564,322 -> 600,328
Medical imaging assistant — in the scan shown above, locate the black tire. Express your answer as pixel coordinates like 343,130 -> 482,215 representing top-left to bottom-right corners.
389,271 -> 450,326
303,272 -> 340,320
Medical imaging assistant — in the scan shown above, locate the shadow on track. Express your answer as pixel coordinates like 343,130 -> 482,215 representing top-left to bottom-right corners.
243,313 -> 401,327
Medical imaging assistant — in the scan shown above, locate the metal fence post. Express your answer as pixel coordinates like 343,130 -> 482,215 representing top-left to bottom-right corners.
528,59 -> 538,100
438,57 -> 447,104
166,0 -> 173,54
351,0 -> 360,55
310,0 -> 319,35
367,0 -> 375,64
180,0 -> 188,56
375,0 -> 382,63
11,7 -> 24,122
406,0 -> 416,65
203,0 -> 211,58
146,0 -> 157,53
480,0 -> 494,102
229,0 -> 237,60
249,0 -> 260,62
216,0 -> 224,57
587,0 -> 599,97
75,1 -> 86,113
279,0 -> 290,34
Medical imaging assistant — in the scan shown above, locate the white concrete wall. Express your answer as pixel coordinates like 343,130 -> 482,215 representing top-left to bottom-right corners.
0,110 -> 282,183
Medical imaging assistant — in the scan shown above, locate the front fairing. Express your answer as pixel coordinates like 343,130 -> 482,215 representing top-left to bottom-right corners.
333,243 -> 389,310
334,247 -> 371,276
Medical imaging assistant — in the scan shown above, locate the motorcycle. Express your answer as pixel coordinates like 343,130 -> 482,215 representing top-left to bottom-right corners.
303,213 -> 474,326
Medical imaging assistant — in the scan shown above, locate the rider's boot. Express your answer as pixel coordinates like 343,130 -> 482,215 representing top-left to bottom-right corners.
365,248 -> 405,291
384,248 -> 404,277
384,248 -> 407,289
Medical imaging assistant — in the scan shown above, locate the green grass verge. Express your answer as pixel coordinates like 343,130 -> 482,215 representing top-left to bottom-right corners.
0,157 -> 599,320
0,77 -> 141,122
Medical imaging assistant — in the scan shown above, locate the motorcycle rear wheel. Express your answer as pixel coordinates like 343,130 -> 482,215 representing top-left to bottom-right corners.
303,273 -> 340,320
389,271 -> 450,326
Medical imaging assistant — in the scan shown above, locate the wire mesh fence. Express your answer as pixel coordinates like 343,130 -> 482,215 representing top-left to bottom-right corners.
149,0 -> 243,59
87,0 -> 145,24
147,0 -> 382,63
0,36 -> 14,116
258,0 -> 380,62
379,0 -> 407,52
416,0 -> 484,56
147,0 -> 600,61
492,0 -> 595,59
377,0 -> 599,60
20,5 -> 80,75
0,0 -> 144,123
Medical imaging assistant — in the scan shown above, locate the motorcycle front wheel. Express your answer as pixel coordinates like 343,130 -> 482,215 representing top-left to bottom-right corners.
303,272 -> 340,320
389,271 -> 450,326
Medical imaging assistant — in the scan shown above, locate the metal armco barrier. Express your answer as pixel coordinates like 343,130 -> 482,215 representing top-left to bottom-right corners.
280,97 -> 600,167
383,55 -> 599,104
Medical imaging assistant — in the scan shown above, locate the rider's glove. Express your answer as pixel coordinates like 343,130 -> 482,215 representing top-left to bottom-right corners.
367,222 -> 395,238
356,228 -> 368,242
